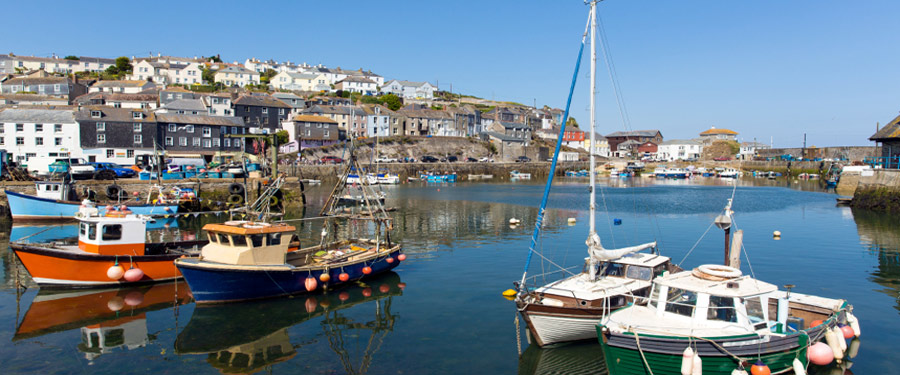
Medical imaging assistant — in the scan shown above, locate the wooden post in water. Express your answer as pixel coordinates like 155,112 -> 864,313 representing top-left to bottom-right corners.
729,230 -> 743,269
723,227 -> 731,266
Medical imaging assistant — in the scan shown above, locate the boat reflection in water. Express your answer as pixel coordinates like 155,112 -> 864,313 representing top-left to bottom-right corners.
175,272 -> 404,374
13,281 -> 192,363
518,341 -> 608,375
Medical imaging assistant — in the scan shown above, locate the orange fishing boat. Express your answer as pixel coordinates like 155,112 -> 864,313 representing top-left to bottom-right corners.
11,204 -> 206,288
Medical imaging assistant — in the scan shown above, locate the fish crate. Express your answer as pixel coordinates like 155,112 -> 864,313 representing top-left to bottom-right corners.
246,163 -> 261,171
206,172 -> 221,178
162,172 -> 183,180
184,171 -> 198,178
221,172 -> 234,178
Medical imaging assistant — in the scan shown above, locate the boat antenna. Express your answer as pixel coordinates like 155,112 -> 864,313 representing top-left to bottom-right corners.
518,3 -> 593,291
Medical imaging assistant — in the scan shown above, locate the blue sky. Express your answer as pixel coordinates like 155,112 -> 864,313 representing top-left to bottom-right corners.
7,0 -> 899,146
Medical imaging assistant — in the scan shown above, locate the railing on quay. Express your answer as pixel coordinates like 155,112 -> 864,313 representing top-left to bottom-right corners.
864,156 -> 900,169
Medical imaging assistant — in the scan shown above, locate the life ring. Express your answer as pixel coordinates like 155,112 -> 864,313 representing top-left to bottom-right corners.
228,183 -> 245,195
106,185 -> 121,199
224,220 -> 247,226
227,194 -> 244,205
696,264 -> 742,279
242,222 -> 271,229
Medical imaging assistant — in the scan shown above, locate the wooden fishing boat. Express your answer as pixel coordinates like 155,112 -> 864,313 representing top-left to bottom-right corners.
510,170 -> 532,179
11,204 -> 204,288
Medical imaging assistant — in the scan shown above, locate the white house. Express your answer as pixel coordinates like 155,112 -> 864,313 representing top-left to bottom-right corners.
214,66 -> 260,87
739,141 -> 770,160
657,139 -> 702,161
129,61 -> 204,85
334,76 -> 377,95
270,72 -> 329,91
201,93 -> 233,116
381,80 -> 436,99
363,105 -> 392,138
0,108 -> 81,173
89,80 -> 157,94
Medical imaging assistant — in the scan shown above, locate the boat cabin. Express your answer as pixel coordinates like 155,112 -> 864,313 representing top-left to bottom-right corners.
646,268 -> 805,334
35,181 -> 75,201
78,214 -> 148,255
201,221 -> 296,266
591,252 -> 672,282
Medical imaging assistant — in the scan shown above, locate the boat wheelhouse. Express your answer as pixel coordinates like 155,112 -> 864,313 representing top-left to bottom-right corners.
599,266 -> 857,374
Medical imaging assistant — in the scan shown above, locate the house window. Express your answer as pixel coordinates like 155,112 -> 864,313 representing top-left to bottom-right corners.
0,138 -> 4,145
202,139 -> 211,148
54,124 -> 62,132
165,137 -> 174,146
106,149 -> 114,158
306,130 -> 311,136
113,102 -> 122,108
213,138 -> 220,147
185,125 -> 194,133
192,137 -> 200,146
220,126 -> 227,134
262,107 -> 268,114
168,124 -> 177,132
97,134 -> 106,143
202,127 -> 211,137
224,138 -> 231,147
133,123 -> 142,132
96,122 -> 106,131
316,123 -> 322,128
35,124 -> 43,132
16,137 -> 24,145
134,135 -> 142,143
91,111 -> 102,118
16,124 -> 23,132
231,126 -> 237,134
34,137 -> 43,146
127,150 -> 134,158
179,137 -> 187,146
279,108 -> 285,115
324,131 -> 330,137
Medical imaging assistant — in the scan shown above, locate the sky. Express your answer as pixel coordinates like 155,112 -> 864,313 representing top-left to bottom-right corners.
6,0 -> 900,147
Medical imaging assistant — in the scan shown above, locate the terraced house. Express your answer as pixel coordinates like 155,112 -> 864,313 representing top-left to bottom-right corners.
214,66 -> 260,87
233,94 -> 291,133
0,108 -> 80,173
155,113 -> 245,159
75,107 -> 157,164
0,75 -> 87,103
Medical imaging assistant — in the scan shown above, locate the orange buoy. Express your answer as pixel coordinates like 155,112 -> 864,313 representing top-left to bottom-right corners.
123,267 -> 144,282
386,257 -> 395,264
339,272 -> 350,282
339,292 -> 350,301
319,273 -> 331,283
379,284 -> 390,293
362,288 -> 372,297
398,254 -> 407,261
304,277 -> 317,292
750,361 -> 770,375
398,282 -> 406,290
810,320 -> 824,328
362,266 -> 372,275
319,299 -> 331,308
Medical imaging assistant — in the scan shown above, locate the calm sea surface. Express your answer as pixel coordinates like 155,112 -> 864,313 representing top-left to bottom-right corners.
1,177 -> 896,374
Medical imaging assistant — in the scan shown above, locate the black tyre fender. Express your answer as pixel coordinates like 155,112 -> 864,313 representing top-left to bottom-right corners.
106,185 -> 121,199
268,195 -> 280,207
228,183 -> 245,195
227,194 -> 244,205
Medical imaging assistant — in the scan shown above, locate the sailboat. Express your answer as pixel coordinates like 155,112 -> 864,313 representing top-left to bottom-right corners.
514,0 -> 676,347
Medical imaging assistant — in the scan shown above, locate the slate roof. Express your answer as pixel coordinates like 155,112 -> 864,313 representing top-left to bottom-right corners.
870,113 -> 900,140
163,99 -> 207,111
0,108 -> 75,123
92,80 -> 152,88
659,139 -> 700,146
2,76 -> 73,85
499,121 -> 529,130
482,131 -> 526,142
217,66 -> 258,75
336,76 -> 376,84
292,115 -> 337,123
75,106 -> 155,122
156,113 -> 245,126
234,94 -> 291,108
606,130 -> 661,138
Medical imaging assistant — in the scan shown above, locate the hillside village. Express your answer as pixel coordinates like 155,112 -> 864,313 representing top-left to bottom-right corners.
0,53 -> 772,174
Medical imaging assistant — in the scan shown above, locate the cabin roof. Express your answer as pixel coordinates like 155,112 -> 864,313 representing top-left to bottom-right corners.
611,252 -> 671,268
656,270 -> 777,298
203,222 -> 296,235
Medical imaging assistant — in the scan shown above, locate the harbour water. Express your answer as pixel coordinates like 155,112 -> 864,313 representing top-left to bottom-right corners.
1,177 -> 897,374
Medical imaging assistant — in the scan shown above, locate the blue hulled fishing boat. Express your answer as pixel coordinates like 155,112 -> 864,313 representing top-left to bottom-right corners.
5,181 -> 178,221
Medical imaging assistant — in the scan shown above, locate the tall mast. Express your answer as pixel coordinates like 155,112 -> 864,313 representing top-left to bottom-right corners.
588,0 -> 597,238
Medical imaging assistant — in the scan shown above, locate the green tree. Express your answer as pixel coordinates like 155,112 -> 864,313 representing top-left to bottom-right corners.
200,67 -> 216,85
260,69 -> 277,83
208,54 -> 222,63
115,57 -> 132,74
381,93 -> 402,111
566,117 -> 579,128
63,55 -> 79,60
275,130 -> 290,145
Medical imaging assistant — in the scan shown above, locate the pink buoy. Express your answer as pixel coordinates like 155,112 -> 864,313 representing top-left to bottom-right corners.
107,296 -> 125,311
132,191 -> 139,196
807,342 -> 834,366
379,284 -> 390,293
120,205 -> 127,211
362,288 -> 372,297
123,267 -> 144,282
107,265 -> 125,280
397,254 -> 407,261
840,324 -> 855,339
339,292 -> 350,301
305,277 -> 317,292
200,169 -> 206,173
362,266 -> 372,275
386,257 -> 395,264
305,297 -> 317,313
124,291 -> 144,306
398,282 -> 406,290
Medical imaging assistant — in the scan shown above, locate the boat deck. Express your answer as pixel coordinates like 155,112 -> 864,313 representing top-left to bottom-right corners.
536,273 -> 651,301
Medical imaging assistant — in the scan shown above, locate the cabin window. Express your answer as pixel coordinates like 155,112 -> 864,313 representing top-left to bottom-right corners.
217,233 -> 230,245
80,222 -> 87,235
250,234 -> 264,247
744,297 -> 769,330
232,235 -> 247,247
207,233 -> 217,243
664,288 -> 697,317
626,265 -> 652,280
87,224 -> 97,240
102,224 -> 123,241
599,262 -> 625,277
268,233 -> 281,246
707,296 -> 738,323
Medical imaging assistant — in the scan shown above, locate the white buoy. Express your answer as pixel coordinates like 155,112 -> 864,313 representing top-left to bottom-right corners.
509,218 -> 521,225
681,347 -> 694,375
691,352 -> 702,375
847,312 -> 861,337
567,218 -> 577,224
792,358 -> 807,375
832,326 -> 847,351
730,369 -> 748,375
848,338 -> 860,359
825,327 -> 844,362
773,230 -> 781,237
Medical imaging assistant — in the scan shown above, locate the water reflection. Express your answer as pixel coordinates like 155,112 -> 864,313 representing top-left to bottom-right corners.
518,341 -> 607,375
13,281 -> 191,364
852,208 -> 900,314
175,272 -> 403,374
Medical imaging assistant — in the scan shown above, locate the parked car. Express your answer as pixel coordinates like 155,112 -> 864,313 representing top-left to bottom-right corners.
421,155 -> 439,163
88,162 -> 136,179
374,156 -> 398,163
713,156 -> 732,161
55,158 -> 95,179
320,156 -> 344,164
447,156 -> 458,163
478,157 -> 494,163
516,156 -> 531,163
466,157 -> 478,163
